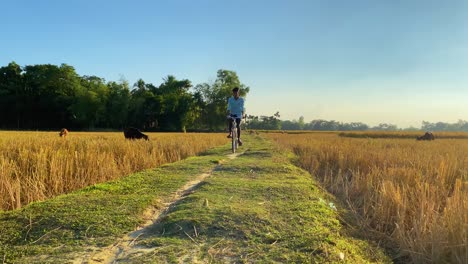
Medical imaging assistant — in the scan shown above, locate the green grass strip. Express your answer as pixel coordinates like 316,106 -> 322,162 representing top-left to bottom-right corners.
100,136 -> 391,263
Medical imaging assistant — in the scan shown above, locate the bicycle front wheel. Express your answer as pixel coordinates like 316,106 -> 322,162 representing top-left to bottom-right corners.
232,128 -> 238,153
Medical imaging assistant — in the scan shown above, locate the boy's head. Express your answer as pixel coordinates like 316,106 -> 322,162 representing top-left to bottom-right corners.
232,87 -> 240,98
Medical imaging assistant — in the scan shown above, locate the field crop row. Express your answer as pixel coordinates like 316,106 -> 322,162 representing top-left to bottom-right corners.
0,131 -> 226,211
339,131 -> 468,139
267,132 -> 467,264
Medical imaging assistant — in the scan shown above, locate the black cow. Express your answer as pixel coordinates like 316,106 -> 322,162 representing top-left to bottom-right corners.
124,127 -> 149,140
417,132 -> 435,141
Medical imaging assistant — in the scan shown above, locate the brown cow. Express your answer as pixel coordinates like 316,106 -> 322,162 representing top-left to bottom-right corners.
417,132 -> 435,141
59,128 -> 69,137
123,127 -> 149,140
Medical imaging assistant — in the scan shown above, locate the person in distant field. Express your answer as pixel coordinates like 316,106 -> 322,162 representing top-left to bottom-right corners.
227,87 -> 245,146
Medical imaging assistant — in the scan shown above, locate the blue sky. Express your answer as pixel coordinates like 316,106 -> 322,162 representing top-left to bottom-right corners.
2,0 -> 467,127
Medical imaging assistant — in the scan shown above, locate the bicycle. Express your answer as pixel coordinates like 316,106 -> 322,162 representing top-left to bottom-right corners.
227,114 -> 239,153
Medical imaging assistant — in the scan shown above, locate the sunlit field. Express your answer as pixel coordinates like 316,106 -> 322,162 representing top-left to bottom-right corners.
0,131 -> 226,211
267,132 -> 467,263
339,131 -> 468,139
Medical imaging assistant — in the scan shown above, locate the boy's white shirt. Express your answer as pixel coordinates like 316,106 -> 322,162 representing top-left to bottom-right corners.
227,96 -> 245,117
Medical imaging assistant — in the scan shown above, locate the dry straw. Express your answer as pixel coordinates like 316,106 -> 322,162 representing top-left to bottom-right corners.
268,132 -> 467,264
0,131 -> 225,211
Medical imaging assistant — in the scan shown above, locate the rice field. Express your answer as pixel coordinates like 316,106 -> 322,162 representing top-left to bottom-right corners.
0,131 -> 226,211
339,131 -> 468,139
267,132 -> 467,264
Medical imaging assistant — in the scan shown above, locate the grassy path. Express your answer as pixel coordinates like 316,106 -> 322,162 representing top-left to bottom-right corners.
0,135 -> 391,263
83,153 -> 243,263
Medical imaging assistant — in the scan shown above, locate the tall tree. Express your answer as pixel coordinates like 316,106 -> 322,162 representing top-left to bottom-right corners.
127,79 -> 155,129
157,75 -> 193,131
106,80 -> 131,128
195,70 -> 250,130
0,62 -> 23,128
70,76 -> 109,129
22,63 -> 81,129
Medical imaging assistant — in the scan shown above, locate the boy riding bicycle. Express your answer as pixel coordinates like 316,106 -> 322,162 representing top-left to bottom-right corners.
227,87 -> 245,146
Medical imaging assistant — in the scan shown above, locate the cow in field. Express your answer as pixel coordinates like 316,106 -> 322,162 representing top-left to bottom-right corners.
59,128 -> 69,137
124,127 -> 149,140
417,132 -> 435,141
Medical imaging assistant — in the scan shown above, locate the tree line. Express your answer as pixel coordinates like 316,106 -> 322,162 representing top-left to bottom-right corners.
247,114 -> 468,132
1,61 -> 465,132
0,62 -> 249,131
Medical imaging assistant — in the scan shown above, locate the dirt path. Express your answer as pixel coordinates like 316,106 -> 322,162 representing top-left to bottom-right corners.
75,152 -> 243,264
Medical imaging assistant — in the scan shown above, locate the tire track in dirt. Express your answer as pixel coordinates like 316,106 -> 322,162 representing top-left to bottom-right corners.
74,152 -> 243,264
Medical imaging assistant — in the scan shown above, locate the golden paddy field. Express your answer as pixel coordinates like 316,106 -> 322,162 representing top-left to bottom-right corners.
267,132 -> 467,263
0,131 -> 226,211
